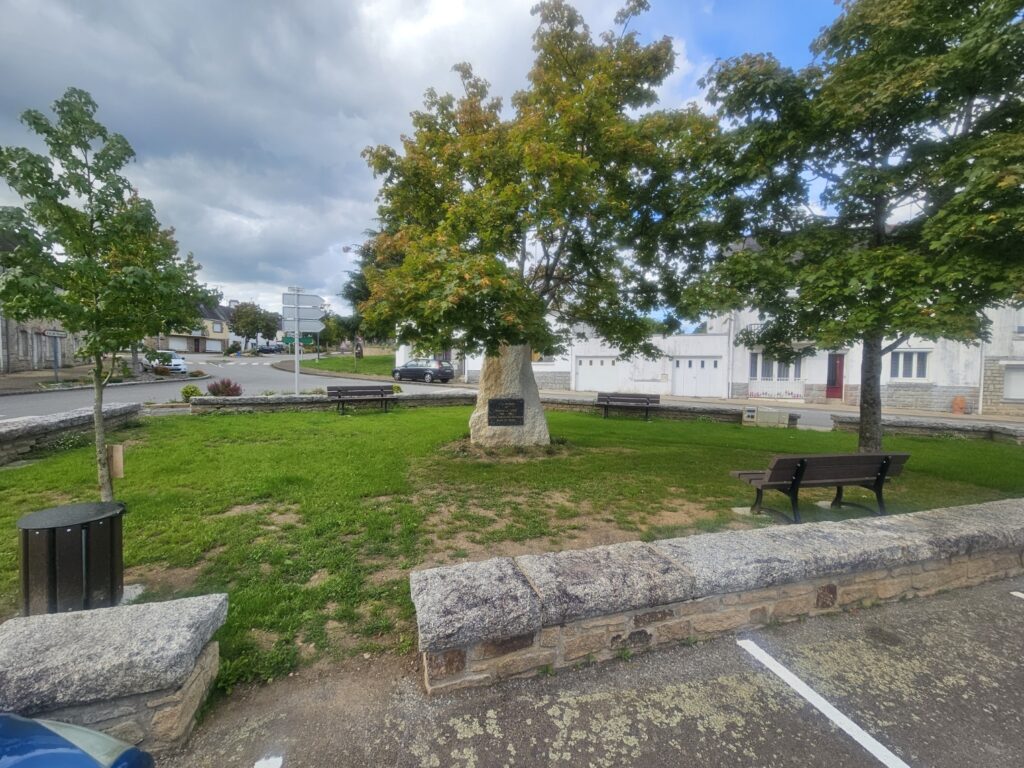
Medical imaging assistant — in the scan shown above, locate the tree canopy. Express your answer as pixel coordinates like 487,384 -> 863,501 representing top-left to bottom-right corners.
0,87 -> 214,498
686,0 -> 1024,450
229,301 -> 280,347
360,0 -> 718,359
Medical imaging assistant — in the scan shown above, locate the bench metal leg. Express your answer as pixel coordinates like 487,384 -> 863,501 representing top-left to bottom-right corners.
874,487 -> 886,516
831,486 -> 844,508
751,487 -> 764,514
788,489 -> 802,524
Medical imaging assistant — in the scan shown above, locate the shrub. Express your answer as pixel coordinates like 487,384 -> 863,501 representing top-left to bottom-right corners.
152,365 -> 171,376
207,378 -> 243,397
226,341 -> 241,355
180,384 -> 203,402
189,369 -> 206,378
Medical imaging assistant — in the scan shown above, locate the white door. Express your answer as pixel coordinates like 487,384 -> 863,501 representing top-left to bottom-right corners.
206,339 -> 223,353
672,357 -> 725,397
168,337 -> 188,352
575,357 -> 621,392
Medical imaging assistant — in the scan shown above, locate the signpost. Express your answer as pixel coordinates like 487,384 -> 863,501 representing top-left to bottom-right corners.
43,329 -> 67,383
281,289 -> 325,395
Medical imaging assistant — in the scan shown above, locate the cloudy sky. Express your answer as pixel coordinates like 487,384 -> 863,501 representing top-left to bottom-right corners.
0,0 -> 840,314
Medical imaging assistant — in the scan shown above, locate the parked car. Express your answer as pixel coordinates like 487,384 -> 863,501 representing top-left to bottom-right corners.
392,358 -> 455,383
0,712 -> 154,767
141,350 -> 187,374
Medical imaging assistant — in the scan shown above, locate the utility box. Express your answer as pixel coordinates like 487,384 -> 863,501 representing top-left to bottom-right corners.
18,502 -> 125,615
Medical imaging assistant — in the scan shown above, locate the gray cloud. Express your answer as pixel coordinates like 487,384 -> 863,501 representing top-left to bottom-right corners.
0,0 -> 692,312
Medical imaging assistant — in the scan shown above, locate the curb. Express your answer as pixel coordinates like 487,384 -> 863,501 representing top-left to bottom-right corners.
0,374 -> 213,397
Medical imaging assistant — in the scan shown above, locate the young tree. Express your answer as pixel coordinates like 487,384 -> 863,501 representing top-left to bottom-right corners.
689,0 -> 1024,451
228,301 -> 262,348
0,88 -> 214,500
361,0 -> 716,445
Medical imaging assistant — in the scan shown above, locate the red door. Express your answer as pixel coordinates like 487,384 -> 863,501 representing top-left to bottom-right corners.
826,354 -> 844,399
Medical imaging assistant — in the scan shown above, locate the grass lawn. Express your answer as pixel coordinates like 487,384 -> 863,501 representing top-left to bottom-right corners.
2,406 -> 1022,692
302,353 -> 394,377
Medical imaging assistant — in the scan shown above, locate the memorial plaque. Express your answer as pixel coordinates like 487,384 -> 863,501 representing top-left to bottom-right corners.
488,398 -> 525,426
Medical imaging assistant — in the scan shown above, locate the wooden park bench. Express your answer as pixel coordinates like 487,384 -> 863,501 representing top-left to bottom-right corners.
730,453 -> 910,523
327,385 -> 396,414
596,392 -> 661,421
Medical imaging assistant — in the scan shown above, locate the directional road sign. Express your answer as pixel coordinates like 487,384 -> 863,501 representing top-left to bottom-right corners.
288,319 -> 324,333
282,336 -> 295,344
43,329 -> 68,338
281,306 -> 324,321
281,292 -> 324,308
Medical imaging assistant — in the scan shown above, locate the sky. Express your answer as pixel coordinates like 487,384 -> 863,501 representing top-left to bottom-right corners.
0,0 -> 842,315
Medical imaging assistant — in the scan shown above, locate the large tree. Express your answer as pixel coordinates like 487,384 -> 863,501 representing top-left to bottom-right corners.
0,88 -> 213,500
688,0 -> 1024,451
361,0 -> 715,445
229,301 -> 280,349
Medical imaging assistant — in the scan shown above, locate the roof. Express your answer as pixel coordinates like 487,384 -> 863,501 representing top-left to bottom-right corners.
198,304 -> 233,322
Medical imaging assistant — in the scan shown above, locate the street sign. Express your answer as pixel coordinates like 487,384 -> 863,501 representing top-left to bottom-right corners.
43,330 -> 68,338
287,319 -> 324,333
282,336 -> 295,344
281,306 -> 323,321
299,336 -> 314,344
281,292 -> 324,308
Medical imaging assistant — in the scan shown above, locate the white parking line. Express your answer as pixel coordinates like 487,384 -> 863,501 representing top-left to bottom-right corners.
737,639 -> 910,768
1011,591 -> 1024,600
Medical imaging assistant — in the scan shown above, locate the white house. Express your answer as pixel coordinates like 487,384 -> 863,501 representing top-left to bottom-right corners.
396,306 -> 1024,416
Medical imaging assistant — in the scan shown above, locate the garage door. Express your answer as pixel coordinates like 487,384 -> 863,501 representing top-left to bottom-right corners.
671,357 -> 725,397
168,337 -> 188,352
575,357 -> 622,392
206,339 -> 223,353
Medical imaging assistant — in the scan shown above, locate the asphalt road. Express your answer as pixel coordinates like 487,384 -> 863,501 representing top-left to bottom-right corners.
0,355 -> 473,420
165,575 -> 1024,768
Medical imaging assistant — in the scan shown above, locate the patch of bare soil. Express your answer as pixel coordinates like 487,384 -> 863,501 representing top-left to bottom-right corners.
124,561 -> 203,593
305,569 -> 330,588
212,502 -> 267,518
250,628 -> 280,652
438,438 -> 575,463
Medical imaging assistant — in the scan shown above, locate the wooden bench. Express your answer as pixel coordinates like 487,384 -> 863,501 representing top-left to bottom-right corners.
327,385 -> 396,414
730,453 -> 910,523
596,392 -> 661,421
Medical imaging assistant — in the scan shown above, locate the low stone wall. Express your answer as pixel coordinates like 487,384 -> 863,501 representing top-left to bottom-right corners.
0,403 -> 141,465
411,500 -> 1024,693
190,393 -> 757,424
831,413 -> 1024,444
0,594 -> 227,752
881,383 -> 979,414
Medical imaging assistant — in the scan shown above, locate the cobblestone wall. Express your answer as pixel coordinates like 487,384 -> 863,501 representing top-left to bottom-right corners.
880,383 -> 978,413
982,357 -> 1024,417
412,500 -> 1024,694
0,404 -> 140,465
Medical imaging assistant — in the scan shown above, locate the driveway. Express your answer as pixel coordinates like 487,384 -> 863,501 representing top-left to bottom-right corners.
163,575 -> 1024,768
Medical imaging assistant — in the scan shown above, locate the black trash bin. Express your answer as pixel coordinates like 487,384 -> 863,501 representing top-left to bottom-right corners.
17,502 -> 125,615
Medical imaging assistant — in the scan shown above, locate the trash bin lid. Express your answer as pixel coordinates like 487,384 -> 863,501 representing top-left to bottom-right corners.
17,502 -> 126,531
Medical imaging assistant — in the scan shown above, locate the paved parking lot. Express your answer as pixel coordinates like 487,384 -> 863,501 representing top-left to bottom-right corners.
166,575 -> 1024,767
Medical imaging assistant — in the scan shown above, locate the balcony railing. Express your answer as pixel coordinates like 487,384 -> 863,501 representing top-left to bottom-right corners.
748,377 -> 806,399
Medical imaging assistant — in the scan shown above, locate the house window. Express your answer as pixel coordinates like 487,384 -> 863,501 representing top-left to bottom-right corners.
18,330 -> 28,359
777,361 -> 790,381
749,352 -> 758,379
794,356 -> 802,379
700,360 -> 705,369
213,322 -> 223,333
688,360 -> 693,369
1005,366 -> 1024,400
890,351 -> 928,380
761,356 -> 774,380
713,360 -> 718,369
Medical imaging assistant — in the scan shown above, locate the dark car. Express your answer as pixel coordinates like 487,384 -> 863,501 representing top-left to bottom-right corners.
392,358 -> 455,384
0,713 -> 154,767
256,342 -> 287,354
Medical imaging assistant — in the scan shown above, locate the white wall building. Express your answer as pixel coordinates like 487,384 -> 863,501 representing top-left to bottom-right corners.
396,306 -> 1024,416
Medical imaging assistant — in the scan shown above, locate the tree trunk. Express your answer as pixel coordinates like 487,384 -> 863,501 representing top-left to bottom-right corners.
858,335 -> 884,453
469,344 -> 550,447
93,354 -> 114,501
130,346 -> 141,375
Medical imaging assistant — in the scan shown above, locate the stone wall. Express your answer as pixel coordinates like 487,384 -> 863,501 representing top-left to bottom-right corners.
831,413 -> 1024,444
532,370 -> 571,390
411,500 -> 1024,694
0,594 -> 227,753
982,357 -> 1024,417
0,403 -> 141,466
880,383 -> 979,413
